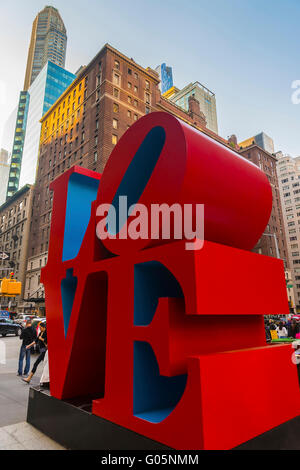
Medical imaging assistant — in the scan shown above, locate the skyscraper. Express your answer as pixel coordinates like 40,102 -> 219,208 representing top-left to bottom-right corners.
6,62 -> 75,199
239,132 -> 274,154
155,63 -> 173,94
277,154 -> 300,310
23,5 -> 67,91
168,81 -> 219,134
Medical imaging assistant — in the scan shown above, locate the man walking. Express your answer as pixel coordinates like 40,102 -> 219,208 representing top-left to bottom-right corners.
18,320 -> 37,377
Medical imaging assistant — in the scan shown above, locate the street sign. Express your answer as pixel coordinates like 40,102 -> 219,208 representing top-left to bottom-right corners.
0,252 -> 10,260
287,284 -> 293,288
0,310 -> 9,318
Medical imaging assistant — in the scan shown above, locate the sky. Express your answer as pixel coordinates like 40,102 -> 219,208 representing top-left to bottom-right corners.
1,0 -> 300,155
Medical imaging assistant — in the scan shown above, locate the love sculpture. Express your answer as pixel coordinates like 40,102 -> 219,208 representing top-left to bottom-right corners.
41,112 -> 300,449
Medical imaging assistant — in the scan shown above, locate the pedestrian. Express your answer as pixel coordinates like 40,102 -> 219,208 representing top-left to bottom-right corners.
276,321 -> 288,339
288,320 -> 299,338
40,350 -> 50,389
18,320 -> 37,377
22,322 -> 47,384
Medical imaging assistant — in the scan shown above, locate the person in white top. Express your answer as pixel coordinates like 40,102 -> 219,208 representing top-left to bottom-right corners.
276,321 -> 288,338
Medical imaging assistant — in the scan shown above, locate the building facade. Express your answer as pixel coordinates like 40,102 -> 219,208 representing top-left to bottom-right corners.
277,154 -> 300,311
167,81 -> 218,134
25,43 -> 222,305
24,5 -> 67,91
155,63 -> 173,94
19,61 -> 76,189
6,91 -> 30,199
0,185 -> 34,311
239,144 -> 288,264
0,149 -> 10,206
6,62 -> 75,199
239,132 -> 274,154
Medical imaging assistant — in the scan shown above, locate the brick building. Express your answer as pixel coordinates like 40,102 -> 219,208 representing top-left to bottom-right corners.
0,185 -> 34,311
238,143 -> 288,264
25,43 -> 225,302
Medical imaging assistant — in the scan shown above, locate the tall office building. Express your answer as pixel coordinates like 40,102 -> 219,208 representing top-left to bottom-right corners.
168,82 -> 219,134
277,154 -> 300,310
24,5 -> 67,91
20,62 -> 76,189
6,62 -> 75,199
6,92 -> 30,199
155,63 -> 173,94
239,132 -> 274,154
0,149 -> 10,206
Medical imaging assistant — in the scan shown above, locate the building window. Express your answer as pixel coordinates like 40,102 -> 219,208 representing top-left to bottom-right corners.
128,96 -> 132,104
134,114 -> 138,121
114,60 -> 120,70
113,88 -> 119,98
128,68 -> 132,75
134,100 -> 138,107
145,80 -> 150,89
146,106 -> 150,114
113,118 -> 118,129
113,73 -> 120,85
127,110 -> 131,118
113,103 -> 119,113
112,135 -> 118,145
94,151 -> 98,162
128,82 -> 132,89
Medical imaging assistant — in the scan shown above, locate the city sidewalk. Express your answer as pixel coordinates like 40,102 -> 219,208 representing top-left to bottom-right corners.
0,421 -> 65,450
0,337 -> 65,450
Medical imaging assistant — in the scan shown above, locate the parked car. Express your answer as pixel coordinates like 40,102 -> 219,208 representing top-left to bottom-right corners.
0,318 -> 22,337
15,314 -> 37,328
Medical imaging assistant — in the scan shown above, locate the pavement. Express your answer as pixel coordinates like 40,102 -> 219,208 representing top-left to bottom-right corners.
0,335 -> 65,450
0,422 -> 65,450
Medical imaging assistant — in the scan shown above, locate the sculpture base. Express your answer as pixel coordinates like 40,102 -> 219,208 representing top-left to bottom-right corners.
27,387 -> 300,450
26,387 -> 170,450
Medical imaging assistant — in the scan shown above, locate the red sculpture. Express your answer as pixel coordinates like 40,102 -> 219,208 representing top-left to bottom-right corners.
42,112 -> 300,449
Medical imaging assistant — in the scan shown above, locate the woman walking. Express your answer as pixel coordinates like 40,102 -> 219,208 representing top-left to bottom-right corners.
23,322 -> 47,384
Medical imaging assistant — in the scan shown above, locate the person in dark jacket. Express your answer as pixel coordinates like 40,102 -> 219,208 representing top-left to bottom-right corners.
269,319 -> 277,330
18,320 -> 37,377
288,320 -> 299,338
23,323 -> 47,384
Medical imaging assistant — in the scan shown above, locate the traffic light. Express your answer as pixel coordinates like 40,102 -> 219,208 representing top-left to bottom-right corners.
0,277 -> 22,296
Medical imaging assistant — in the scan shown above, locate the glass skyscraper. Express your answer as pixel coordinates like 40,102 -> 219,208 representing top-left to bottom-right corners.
6,62 -> 75,199
155,63 -> 174,94
169,81 -> 219,135
24,6 -> 67,91
6,92 -> 30,199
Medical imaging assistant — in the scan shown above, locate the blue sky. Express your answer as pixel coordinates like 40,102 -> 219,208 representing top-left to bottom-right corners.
1,0 -> 300,154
